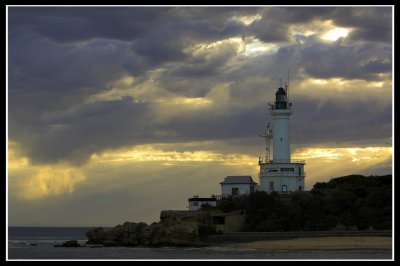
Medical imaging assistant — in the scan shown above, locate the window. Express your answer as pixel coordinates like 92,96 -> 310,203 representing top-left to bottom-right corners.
269,181 -> 274,191
282,185 -> 287,192
193,202 -> 199,206
298,186 -> 302,191
232,188 -> 239,196
281,168 -> 294,172
298,167 -> 301,175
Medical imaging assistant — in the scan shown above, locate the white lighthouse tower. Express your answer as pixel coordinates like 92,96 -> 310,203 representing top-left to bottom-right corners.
258,82 -> 305,193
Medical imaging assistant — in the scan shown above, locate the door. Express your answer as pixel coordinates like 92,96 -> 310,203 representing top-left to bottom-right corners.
232,187 -> 239,196
250,186 -> 255,194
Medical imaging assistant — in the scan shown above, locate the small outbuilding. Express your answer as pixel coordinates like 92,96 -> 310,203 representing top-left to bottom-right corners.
188,196 -> 217,211
211,211 -> 246,233
220,175 -> 257,198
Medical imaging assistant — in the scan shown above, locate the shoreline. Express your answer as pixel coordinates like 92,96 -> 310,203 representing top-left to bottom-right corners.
222,236 -> 392,251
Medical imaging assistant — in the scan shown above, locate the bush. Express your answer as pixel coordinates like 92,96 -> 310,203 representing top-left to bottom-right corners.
219,175 -> 392,232
217,200 -> 235,212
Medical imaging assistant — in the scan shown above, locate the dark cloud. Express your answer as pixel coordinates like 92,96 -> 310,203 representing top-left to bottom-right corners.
170,43 -> 238,78
330,7 -> 392,43
249,7 -> 392,44
361,59 -> 392,74
250,7 -> 334,43
274,7 -> 333,23
9,33 -> 131,113
10,97 -> 151,165
292,97 -> 392,147
130,39 -> 187,65
251,18 -> 290,43
9,6 -> 248,44
8,6 -> 392,167
9,7 -> 174,43
298,36 -> 391,80
156,104 -> 266,143
158,75 -> 215,97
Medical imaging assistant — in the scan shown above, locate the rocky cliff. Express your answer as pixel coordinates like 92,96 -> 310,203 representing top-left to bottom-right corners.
86,210 -> 213,247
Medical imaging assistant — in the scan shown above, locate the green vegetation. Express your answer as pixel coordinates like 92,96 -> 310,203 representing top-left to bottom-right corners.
217,175 -> 392,231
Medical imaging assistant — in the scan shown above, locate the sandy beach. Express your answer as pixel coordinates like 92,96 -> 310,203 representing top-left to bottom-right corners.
226,236 -> 392,251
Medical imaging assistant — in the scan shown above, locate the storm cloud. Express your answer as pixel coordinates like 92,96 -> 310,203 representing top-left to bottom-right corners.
8,6 -> 392,165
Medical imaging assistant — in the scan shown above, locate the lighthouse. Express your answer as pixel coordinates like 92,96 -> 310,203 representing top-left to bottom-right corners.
258,83 -> 305,193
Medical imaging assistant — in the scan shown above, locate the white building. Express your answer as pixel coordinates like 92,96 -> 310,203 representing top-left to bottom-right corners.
188,196 -> 217,211
258,85 -> 305,193
220,176 -> 257,198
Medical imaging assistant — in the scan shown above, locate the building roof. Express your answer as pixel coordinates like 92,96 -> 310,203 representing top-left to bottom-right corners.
220,175 -> 257,185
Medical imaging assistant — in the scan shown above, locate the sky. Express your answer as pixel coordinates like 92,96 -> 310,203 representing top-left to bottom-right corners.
7,6 -> 393,226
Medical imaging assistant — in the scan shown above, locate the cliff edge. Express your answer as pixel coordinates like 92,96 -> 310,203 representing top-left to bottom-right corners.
86,210 -> 212,247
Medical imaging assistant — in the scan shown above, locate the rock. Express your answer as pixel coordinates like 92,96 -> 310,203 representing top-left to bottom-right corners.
156,210 -> 212,246
152,224 -> 200,246
86,210 -> 215,247
105,222 -> 148,246
160,210 -> 210,226
137,222 -> 157,246
86,227 -> 106,244
54,240 -> 80,247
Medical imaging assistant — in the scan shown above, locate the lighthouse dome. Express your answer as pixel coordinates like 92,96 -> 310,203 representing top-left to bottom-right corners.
275,87 -> 287,109
275,87 -> 286,96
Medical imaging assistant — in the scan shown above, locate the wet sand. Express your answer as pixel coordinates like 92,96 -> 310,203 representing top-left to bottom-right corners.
226,236 -> 392,251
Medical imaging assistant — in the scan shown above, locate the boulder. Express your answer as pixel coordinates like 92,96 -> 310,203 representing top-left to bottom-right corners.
86,210 -> 214,247
54,240 -> 80,247
86,227 -> 106,244
106,222 -> 148,246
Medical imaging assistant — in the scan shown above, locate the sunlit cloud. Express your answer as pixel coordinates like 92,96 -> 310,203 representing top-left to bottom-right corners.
89,144 -> 256,167
294,77 -> 392,105
310,79 -> 329,85
89,72 -> 165,103
233,14 -> 262,25
18,163 -> 86,200
295,146 -> 392,162
88,144 -> 392,192
8,141 -> 29,170
294,148 -> 341,161
8,142 -> 86,200
243,39 -> 278,56
190,36 -> 278,59
293,146 -> 392,188
160,97 -> 212,107
322,27 -> 350,41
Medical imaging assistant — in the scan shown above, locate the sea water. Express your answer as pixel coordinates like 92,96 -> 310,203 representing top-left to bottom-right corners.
7,227 -> 392,260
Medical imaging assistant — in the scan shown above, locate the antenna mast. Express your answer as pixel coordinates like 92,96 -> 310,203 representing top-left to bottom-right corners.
287,67 -> 290,101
